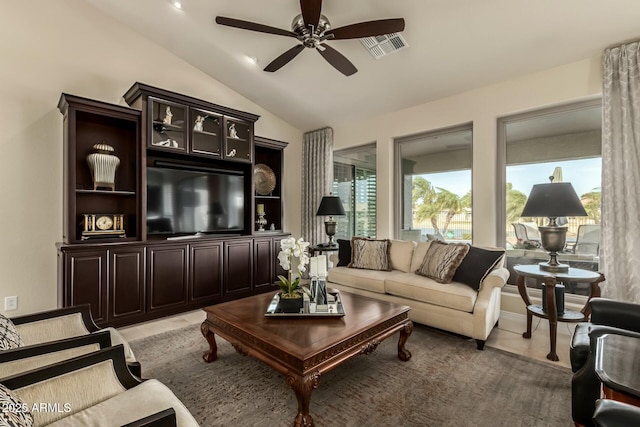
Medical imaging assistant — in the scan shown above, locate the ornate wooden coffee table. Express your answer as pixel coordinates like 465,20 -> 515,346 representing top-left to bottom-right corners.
201,291 -> 413,427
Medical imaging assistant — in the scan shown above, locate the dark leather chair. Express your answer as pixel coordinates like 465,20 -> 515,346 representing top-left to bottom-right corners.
593,400 -> 640,427
570,298 -> 640,427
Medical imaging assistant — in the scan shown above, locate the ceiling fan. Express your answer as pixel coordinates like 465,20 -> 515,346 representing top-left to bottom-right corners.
215,0 -> 405,76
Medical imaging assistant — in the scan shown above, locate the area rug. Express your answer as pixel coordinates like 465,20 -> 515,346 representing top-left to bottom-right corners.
130,323 -> 572,427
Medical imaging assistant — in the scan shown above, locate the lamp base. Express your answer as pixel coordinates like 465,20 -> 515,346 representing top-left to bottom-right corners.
538,261 -> 569,273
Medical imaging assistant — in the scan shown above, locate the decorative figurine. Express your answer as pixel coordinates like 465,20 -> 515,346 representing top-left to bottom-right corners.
86,142 -> 120,191
227,148 -> 237,157
229,123 -> 238,138
193,115 -> 205,131
163,106 -> 173,125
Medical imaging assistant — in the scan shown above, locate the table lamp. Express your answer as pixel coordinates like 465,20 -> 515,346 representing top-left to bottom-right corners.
316,195 -> 345,248
520,179 -> 587,272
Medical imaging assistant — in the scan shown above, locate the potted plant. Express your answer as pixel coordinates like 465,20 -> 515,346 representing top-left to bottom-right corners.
276,237 -> 310,313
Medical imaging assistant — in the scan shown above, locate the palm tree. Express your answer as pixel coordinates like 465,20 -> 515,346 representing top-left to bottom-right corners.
506,183 -> 528,224
412,177 -> 441,233
436,188 -> 471,235
581,188 -> 601,223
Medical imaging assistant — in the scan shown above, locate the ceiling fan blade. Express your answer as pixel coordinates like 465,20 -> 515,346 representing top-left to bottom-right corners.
216,16 -> 297,38
264,45 -> 305,72
300,0 -> 322,28
327,18 -> 405,40
316,44 -> 357,76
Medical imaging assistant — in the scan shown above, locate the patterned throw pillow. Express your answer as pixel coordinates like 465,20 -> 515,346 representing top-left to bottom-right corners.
416,240 -> 470,283
348,237 -> 391,271
0,384 -> 34,427
0,314 -> 23,350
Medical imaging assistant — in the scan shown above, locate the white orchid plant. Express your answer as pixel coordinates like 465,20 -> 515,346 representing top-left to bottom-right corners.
277,237 -> 311,299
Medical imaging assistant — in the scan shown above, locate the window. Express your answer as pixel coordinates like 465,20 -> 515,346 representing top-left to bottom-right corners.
498,100 -> 602,296
395,124 -> 473,242
333,144 -> 376,240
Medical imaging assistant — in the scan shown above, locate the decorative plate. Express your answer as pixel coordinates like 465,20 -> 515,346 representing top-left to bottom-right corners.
254,164 -> 276,195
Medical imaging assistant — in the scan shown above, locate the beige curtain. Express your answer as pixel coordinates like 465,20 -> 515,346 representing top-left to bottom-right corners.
302,127 -> 333,246
601,41 -> 640,303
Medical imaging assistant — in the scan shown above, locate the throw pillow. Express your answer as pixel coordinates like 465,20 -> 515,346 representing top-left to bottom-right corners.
388,240 -> 416,272
0,314 -> 23,350
337,239 -> 352,267
453,246 -> 505,291
0,384 -> 33,427
410,241 -> 432,273
416,240 -> 470,283
348,237 -> 391,271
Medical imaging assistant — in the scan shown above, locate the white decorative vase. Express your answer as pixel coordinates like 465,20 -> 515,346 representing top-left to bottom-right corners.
87,142 -> 120,191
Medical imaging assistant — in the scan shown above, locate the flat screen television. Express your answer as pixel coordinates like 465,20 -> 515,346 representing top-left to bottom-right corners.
147,165 -> 245,236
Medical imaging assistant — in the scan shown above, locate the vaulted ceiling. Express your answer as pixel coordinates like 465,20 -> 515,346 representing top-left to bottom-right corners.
86,0 -> 640,131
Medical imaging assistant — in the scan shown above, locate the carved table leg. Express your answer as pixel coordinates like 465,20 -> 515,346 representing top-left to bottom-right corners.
398,320 -> 413,361
287,371 -> 320,427
200,321 -> 218,363
543,276 -> 559,362
518,274 -> 533,339
581,272 -> 605,320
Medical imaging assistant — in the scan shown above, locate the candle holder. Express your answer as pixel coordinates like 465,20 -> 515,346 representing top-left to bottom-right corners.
256,212 -> 267,231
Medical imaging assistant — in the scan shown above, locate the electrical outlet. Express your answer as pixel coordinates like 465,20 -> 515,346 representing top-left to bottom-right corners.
4,296 -> 17,311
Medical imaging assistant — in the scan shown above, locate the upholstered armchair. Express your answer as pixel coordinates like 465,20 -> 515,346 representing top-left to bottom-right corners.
6,304 -> 140,376
1,345 -> 198,426
0,331 -> 112,379
570,298 -> 640,427
592,400 -> 640,427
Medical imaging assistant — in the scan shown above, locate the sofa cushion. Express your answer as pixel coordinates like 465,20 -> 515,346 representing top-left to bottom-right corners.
388,240 -> 416,273
453,246 -> 505,291
0,313 -> 23,350
410,241 -> 432,273
385,273 -> 478,312
336,239 -> 351,267
348,237 -> 391,271
416,241 -> 470,283
327,267 -> 402,294
0,383 -> 33,427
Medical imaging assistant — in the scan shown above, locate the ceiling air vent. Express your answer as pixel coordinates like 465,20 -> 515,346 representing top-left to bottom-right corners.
360,33 -> 408,59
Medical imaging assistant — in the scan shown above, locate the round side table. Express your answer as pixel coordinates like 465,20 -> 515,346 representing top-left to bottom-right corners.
514,264 -> 605,361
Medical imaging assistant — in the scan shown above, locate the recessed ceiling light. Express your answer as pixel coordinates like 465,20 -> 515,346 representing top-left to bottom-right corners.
245,56 -> 258,65
172,1 -> 183,10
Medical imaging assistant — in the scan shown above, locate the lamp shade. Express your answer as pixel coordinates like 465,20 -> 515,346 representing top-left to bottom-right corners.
521,183 -> 587,218
316,196 -> 345,216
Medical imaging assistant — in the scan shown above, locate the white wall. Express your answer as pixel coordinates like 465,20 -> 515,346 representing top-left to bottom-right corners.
0,0 -> 302,316
332,56 -> 603,245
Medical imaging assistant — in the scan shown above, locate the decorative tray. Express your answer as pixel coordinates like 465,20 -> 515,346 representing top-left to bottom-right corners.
265,291 -> 345,318
254,163 -> 276,195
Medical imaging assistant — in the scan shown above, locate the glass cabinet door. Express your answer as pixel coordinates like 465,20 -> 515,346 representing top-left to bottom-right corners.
190,108 -> 221,157
224,118 -> 252,163
149,98 -> 186,151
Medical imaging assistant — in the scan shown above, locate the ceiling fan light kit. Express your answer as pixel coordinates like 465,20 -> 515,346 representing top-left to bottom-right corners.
215,0 -> 405,76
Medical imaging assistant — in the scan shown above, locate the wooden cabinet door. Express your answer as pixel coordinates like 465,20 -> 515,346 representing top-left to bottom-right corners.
190,241 -> 223,304
253,238 -> 274,289
109,246 -> 145,322
64,249 -> 108,325
223,240 -> 252,296
147,244 -> 188,312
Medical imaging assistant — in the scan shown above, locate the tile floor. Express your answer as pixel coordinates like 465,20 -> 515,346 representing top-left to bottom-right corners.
119,308 -> 576,369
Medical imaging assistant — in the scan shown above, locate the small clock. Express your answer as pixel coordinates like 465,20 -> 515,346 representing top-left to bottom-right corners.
81,214 -> 126,240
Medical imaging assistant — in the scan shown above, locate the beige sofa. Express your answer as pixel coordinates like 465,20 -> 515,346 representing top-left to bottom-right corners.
327,240 -> 510,349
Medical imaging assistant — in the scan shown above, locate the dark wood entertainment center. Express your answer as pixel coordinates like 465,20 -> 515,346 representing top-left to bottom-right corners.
57,84 -> 289,328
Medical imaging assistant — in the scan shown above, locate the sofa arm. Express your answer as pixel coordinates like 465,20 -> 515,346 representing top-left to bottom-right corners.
481,267 -> 509,289
591,298 -> 640,332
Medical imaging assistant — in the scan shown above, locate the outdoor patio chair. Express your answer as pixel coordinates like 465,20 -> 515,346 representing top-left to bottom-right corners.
512,222 -> 542,247
573,224 -> 601,256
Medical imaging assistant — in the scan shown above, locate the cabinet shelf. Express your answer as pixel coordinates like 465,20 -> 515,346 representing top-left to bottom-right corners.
255,195 -> 280,200
194,130 -> 218,137
76,189 -> 136,196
